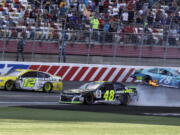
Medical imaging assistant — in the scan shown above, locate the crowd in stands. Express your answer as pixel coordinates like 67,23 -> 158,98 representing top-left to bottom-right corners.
0,0 -> 179,45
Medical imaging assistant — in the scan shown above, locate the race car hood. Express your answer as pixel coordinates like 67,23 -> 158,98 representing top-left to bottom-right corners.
53,75 -> 62,81
63,88 -> 94,94
0,76 -> 17,81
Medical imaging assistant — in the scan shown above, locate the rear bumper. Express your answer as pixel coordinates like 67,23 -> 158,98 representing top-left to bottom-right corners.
130,95 -> 139,102
52,82 -> 63,91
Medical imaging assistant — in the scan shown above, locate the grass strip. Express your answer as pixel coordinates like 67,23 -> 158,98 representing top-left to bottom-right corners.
0,107 -> 180,135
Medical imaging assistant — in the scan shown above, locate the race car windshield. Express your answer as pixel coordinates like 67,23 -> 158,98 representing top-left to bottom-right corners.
79,82 -> 103,90
5,70 -> 22,76
174,70 -> 180,76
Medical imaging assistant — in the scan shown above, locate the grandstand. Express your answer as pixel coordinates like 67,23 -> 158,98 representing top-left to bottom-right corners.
0,0 -> 179,66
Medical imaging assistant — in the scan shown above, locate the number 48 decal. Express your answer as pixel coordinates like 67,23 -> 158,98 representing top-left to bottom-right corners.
103,90 -> 115,101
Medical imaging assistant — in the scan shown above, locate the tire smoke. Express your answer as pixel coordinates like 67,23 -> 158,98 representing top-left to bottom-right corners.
134,84 -> 180,107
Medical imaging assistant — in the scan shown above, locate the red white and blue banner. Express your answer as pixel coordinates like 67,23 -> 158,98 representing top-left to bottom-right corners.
0,61 -> 152,82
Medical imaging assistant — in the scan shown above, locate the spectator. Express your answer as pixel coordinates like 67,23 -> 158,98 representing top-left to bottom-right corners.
147,12 -> 154,25
122,10 -> 129,24
168,28 -> 178,45
90,16 -> 99,30
90,15 -> 99,41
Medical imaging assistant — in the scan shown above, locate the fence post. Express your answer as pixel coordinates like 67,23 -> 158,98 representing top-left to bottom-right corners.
112,32 -> 117,65
1,35 -> 6,61
163,32 -> 169,66
138,33 -> 144,65
86,31 -> 92,64
31,36 -> 35,61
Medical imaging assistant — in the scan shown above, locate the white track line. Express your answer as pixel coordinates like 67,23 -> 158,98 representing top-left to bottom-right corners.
143,113 -> 180,116
0,102 -> 74,107
0,95 -> 59,97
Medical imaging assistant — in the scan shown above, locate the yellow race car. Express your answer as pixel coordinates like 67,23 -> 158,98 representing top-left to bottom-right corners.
0,69 -> 63,92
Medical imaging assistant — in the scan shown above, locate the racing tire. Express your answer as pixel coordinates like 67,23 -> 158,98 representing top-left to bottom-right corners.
5,80 -> 15,91
119,94 -> 130,106
84,93 -> 94,105
142,75 -> 152,84
43,82 -> 53,93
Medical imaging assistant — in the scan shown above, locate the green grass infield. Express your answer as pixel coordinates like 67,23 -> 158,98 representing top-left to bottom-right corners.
0,107 -> 180,135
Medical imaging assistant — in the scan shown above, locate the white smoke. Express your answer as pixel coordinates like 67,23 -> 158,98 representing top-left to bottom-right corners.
134,84 -> 180,107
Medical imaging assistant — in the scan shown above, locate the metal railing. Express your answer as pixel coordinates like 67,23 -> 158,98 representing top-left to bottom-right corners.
0,26 -> 179,45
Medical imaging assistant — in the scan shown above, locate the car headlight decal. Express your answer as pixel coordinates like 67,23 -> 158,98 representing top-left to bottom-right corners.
95,90 -> 102,98
0,80 -> 4,82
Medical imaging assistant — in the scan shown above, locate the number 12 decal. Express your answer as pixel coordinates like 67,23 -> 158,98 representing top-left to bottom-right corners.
23,78 -> 37,87
103,90 -> 115,101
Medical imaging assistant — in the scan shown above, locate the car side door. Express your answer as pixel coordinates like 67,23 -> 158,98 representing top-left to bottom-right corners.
19,71 -> 38,90
146,68 -> 160,81
37,71 -> 51,89
158,69 -> 174,86
99,83 -> 115,101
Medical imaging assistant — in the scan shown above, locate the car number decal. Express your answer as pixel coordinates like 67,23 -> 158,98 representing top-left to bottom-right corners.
159,76 -> 172,85
23,78 -> 37,87
103,90 -> 115,101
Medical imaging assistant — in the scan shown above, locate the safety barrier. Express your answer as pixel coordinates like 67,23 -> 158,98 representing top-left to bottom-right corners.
0,61 -> 179,83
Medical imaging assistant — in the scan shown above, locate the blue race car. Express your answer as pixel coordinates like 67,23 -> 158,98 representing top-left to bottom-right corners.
131,67 -> 180,88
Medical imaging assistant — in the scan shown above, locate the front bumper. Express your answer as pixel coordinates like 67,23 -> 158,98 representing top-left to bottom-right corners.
0,82 -> 5,89
59,94 -> 84,104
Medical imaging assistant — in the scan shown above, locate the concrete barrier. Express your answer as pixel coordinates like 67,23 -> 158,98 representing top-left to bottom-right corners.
0,61 -> 179,83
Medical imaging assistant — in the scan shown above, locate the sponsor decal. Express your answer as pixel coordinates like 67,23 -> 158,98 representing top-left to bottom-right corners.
0,64 -> 29,75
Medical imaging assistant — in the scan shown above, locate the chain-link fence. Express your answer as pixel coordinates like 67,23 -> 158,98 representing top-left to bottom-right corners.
0,27 -> 180,66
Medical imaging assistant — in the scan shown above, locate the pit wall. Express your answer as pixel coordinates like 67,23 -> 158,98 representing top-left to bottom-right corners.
0,61 -> 179,83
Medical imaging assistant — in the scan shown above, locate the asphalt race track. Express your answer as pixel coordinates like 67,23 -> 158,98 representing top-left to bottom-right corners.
1,81 -> 180,117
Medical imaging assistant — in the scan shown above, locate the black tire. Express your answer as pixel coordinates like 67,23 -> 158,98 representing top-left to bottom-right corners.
43,82 -> 53,92
119,94 -> 130,106
5,80 -> 15,91
142,75 -> 152,84
84,93 -> 94,105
